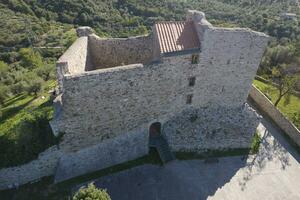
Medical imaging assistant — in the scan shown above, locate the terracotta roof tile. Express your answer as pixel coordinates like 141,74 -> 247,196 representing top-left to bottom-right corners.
154,21 -> 200,54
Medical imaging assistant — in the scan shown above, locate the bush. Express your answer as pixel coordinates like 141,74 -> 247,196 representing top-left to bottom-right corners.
73,183 -> 111,200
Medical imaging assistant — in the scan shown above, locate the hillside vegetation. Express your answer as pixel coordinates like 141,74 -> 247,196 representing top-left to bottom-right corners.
254,79 -> 300,129
0,0 -> 300,168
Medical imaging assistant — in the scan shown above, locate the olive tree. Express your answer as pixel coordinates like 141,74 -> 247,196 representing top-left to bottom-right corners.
272,64 -> 300,107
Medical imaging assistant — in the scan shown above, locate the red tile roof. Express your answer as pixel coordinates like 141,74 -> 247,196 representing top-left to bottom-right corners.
154,21 -> 200,54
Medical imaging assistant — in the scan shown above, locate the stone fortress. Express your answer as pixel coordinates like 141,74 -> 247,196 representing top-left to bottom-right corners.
0,10 -> 270,188
46,10 -> 270,182
48,10 -> 269,181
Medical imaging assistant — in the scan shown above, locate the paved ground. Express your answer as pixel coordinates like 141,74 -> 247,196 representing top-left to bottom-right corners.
92,117 -> 300,200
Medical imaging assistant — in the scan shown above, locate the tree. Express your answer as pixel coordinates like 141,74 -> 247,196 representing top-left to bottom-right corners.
24,72 -> 44,96
36,64 -> 55,81
73,183 -> 111,200
19,48 -> 43,69
271,64 -> 300,107
10,81 -> 26,95
261,45 -> 295,72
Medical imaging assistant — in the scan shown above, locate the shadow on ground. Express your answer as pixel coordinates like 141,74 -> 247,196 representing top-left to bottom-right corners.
87,117 -> 298,200
93,158 -> 246,200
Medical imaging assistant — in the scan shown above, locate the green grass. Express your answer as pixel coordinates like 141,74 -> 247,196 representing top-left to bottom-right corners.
253,79 -> 300,129
0,81 -> 58,168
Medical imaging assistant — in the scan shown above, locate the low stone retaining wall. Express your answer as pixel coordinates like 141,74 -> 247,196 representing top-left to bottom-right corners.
249,85 -> 300,147
0,129 -> 148,190
54,129 -> 148,183
0,146 -> 62,190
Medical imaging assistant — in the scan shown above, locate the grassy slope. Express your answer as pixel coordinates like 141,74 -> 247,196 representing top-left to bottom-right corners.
0,81 -> 57,168
253,79 -> 300,129
0,81 -> 56,132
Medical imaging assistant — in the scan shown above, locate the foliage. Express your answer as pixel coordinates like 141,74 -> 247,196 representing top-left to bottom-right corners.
271,64 -> 300,106
0,0 -> 299,106
0,61 -> 9,79
0,84 -> 10,105
73,183 -> 111,200
250,132 -> 261,154
253,79 -> 300,129
260,45 -> 296,74
35,64 -> 55,81
24,73 -> 44,95
292,111 -> 300,127
0,0 -> 299,173
19,48 -> 43,69
0,92 -> 57,168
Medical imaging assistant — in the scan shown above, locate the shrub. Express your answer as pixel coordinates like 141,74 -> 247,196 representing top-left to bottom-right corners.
73,183 -> 111,200
250,132 -> 261,154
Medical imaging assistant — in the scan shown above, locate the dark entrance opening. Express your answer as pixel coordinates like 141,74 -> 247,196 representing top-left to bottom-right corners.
149,122 -> 161,138
148,122 -> 175,163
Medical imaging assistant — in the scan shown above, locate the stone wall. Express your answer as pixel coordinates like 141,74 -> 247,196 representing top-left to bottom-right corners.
52,24 -> 269,153
54,128 -> 148,183
56,37 -> 89,92
249,85 -> 300,147
195,27 -> 268,108
53,56 -> 195,152
0,146 -> 62,190
163,104 -> 261,152
57,37 -> 89,75
0,11 -> 270,190
88,34 -> 155,70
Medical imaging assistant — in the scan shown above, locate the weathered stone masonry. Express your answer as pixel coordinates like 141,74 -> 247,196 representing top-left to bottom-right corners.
50,10 -> 268,180
0,10 -> 269,189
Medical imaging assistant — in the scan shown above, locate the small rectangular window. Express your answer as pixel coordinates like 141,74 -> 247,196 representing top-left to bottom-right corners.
191,54 -> 199,64
186,94 -> 193,104
188,77 -> 196,87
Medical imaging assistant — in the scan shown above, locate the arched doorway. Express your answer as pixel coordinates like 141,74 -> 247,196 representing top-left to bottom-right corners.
149,122 -> 161,138
148,122 -> 175,163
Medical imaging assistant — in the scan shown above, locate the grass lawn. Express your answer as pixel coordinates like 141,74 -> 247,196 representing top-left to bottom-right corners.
0,81 -> 58,168
253,79 -> 300,129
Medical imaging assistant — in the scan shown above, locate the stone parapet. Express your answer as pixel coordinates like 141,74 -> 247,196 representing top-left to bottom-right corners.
249,85 -> 300,147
